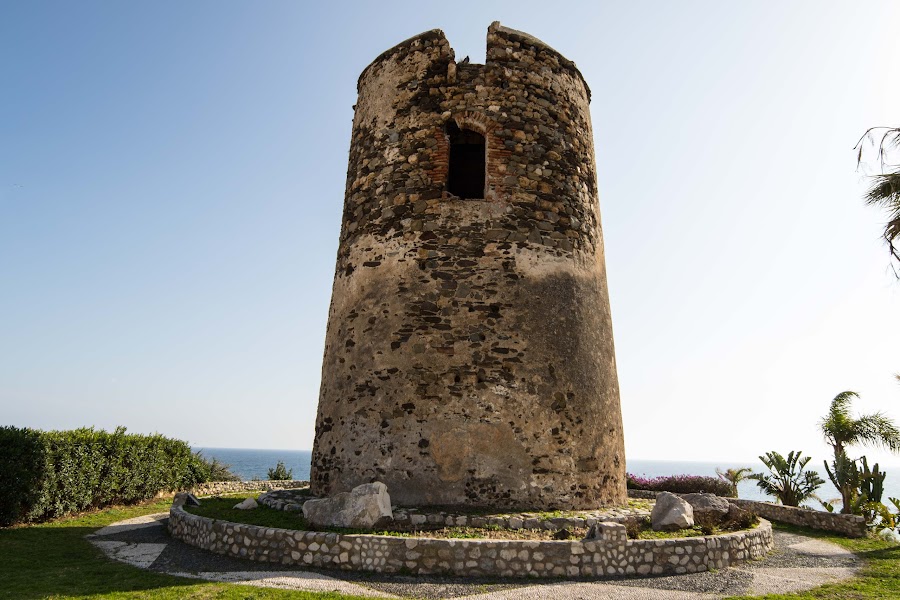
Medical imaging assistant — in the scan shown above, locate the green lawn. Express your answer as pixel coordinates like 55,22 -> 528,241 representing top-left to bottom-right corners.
187,494 -> 309,530
0,498 -> 372,600
2,500 -> 898,599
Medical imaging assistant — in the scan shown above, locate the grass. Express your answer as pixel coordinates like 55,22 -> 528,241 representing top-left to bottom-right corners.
723,522 -> 900,599
0,497 -> 375,600
187,497 -> 748,541
187,495 -> 308,530
635,526 -> 718,539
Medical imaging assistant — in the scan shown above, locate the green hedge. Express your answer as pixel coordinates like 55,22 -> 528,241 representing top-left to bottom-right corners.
0,426 -> 208,525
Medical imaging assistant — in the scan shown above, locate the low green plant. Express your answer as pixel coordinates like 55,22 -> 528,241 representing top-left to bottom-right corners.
623,516 -> 648,539
750,450 -> 824,507
694,512 -> 719,535
267,461 -> 293,481
722,507 -> 759,530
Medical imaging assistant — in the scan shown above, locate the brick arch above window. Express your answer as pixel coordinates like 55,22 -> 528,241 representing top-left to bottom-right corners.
451,112 -> 496,136
447,112 -> 504,201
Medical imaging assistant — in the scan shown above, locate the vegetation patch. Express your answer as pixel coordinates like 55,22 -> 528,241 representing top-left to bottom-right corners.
626,473 -> 733,497
0,497 -> 367,600
0,426 -> 236,526
187,495 -> 308,530
186,497 -> 753,541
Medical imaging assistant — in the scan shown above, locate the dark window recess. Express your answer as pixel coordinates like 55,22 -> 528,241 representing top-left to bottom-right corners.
446,122 -> 485,199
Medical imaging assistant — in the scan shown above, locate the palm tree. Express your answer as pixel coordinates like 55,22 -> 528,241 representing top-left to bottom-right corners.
716,467 -> 753,497
820,390 -> 900,513
856,126 -> 900,276
750,451 -> 824,507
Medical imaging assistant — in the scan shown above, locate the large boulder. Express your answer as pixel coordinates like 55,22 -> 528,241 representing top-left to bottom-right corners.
651,491 -> 694,531
682,492 -> 730,522
302,482 -> 393,529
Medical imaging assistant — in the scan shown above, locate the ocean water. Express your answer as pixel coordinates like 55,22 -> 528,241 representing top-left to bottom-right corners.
195,448 -> 900,510
196,448 -> 312,482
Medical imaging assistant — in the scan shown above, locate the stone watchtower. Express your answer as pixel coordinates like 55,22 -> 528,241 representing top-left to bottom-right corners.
310,23 -> 625,509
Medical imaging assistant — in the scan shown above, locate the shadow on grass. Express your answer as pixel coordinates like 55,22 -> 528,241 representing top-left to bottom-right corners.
851,543 -> 900,562
0,524 -> 196,600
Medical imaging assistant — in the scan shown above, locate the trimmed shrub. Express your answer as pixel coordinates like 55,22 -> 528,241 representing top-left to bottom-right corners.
0,426 -> 45,526
0,426 -> 226,525
627,473 -> 733,497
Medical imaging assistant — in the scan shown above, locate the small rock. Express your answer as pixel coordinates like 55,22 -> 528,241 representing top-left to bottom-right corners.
552,528 -> 573,540
233,498 -> 258,510
651,492 -> 694,531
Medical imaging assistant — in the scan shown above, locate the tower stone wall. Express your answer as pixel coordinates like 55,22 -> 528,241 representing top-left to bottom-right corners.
310,23 -> 626,509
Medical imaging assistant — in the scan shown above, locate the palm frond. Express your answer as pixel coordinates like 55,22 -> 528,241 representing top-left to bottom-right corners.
820,391 -> 859,445
864,173 -> 900,206
853,413 -> 900,452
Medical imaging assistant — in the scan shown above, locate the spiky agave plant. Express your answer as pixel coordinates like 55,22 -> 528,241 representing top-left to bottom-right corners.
750,451 -> 824,507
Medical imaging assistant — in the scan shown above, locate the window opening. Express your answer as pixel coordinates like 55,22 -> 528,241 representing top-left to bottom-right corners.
446,121 -> 485,199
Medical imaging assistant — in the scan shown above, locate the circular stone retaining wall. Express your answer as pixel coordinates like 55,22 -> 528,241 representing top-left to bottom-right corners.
168,506 -> 773,578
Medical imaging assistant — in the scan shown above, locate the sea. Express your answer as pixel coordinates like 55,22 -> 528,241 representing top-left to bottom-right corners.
195,448 -> 900,510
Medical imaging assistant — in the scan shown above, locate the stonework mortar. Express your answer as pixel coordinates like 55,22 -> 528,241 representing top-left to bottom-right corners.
310,21 -> 625,509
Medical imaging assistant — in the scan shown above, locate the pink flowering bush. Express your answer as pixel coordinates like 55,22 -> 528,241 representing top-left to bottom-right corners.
626,473 -> 733,497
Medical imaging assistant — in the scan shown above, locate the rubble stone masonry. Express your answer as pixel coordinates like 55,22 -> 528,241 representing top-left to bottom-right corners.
310,23 -> 625,509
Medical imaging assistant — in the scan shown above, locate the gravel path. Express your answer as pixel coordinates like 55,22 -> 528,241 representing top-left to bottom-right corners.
87,513 -> 862,599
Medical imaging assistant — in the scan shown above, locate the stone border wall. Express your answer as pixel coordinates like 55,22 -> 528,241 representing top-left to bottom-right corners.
728,499 -> 866,538
626,490 -> 866,538
187,480 -> 309,497
169,506 -> 772,578
627,490 -> 663,500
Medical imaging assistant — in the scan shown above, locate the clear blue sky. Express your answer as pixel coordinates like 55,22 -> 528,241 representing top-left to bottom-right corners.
2,1 -> 899,467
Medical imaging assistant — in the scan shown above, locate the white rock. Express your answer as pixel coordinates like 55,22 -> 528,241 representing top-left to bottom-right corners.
233,497 -> 258,510
302,481 -> 393,528
651,492 -> 694,531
